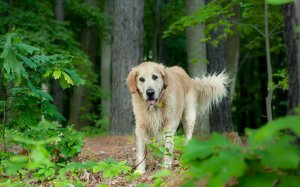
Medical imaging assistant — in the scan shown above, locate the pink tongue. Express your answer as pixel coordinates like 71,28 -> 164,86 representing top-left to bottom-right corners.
147,100 -> 156,105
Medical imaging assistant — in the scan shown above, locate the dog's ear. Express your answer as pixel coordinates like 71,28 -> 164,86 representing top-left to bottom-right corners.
127,68 -> 138,94
158,64 -> 168,89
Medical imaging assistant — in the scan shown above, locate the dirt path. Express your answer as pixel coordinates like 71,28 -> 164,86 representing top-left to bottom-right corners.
78,136 -> 136,164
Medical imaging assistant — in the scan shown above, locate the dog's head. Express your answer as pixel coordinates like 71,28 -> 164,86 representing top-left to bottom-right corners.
127,62 -> 168,106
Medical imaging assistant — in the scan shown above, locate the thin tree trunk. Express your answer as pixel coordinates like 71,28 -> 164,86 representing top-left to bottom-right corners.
69,0 -> 99,128
110,0 -> 144,135
53,0 -> 65,115
101,0 -> 113,119
264,1 -> 273,122
283,1 -> 300,114
185,0 -> 209,136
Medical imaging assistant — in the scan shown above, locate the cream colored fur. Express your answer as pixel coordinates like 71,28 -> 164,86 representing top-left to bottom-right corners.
127,62 -> 229,173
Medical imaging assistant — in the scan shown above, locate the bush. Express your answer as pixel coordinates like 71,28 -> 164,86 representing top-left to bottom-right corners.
182,111 -> 300,187
0,32 -> 85,185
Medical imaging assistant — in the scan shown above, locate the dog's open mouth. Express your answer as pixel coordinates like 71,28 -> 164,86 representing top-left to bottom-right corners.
147,99 -> 157,105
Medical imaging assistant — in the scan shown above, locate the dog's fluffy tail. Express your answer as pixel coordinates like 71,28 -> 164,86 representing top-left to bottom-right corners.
193,72 -> 229,114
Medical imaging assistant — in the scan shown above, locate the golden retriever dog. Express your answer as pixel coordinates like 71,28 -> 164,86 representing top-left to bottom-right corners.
127,61 -> 228,173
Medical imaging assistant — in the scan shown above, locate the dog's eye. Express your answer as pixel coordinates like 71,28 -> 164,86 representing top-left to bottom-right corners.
139,77 -> 145,82
152,75 -> 158,80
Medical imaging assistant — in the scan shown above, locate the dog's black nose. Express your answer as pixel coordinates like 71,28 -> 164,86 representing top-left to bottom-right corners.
146,89 -> 155,97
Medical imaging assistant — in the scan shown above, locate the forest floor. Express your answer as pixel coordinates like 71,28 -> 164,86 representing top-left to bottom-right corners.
76,135 -> 184,186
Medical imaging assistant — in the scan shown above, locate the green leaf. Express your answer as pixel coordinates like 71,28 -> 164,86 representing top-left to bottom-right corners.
43,102 -> 66,121
18,54 -> 37,69
183,133 -> 235,162
261,135 -> 300,169
36,89 -> 53,101
43,69 -> 52,78
103,170 -> 112,179
10,155 -> 28,163
135,184 -> 149,187
59,77 -> 71,89
247,115 -> 300,145
64,69 -> 85,85
152,169 -> 171,178
238,173 -> 277,187
197,150 -> 247,186
10,87 -> 27,95
32,55 -> 50,64
267,0 -> 293,5
280,175 -> 300,187
52,69 -> 62,79
17,43 -> 39,55
98,184 -> 109,187
0,34 -> 23,85
30,146 -> 52,164
62,72 -> 74,85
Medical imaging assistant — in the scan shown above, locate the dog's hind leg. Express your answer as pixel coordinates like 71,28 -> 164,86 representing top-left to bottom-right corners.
183,91 -> 197,144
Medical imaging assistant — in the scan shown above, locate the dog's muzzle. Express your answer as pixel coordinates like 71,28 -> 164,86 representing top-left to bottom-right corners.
146,88 -> 156,105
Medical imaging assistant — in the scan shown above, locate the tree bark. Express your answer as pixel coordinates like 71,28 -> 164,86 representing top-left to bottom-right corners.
69,0 -> 99,128
152,0 -> 167,63
205,14 -> 233,132
110,0 -> 144,135
185,0 -> 209,136
53,0 -> 65,115
101,0 -> 113,119
207,41 -> 233,132
283,1 -> 300,114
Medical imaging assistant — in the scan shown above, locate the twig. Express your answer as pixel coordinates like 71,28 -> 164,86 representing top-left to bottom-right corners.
132,146 -> 147,172
250,24 -> 265,37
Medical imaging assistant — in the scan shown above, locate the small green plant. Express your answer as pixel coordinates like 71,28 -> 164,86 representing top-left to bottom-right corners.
93,158 -> 132,180
33,165 -> 56,182
136,169 -> 172,187
182,111 -> 300,187
147,138 -> 166,160
0,134 -> 56,183
272,68 -> 288,91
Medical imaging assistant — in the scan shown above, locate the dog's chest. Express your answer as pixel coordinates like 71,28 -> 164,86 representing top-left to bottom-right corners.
147,108 -> 165,137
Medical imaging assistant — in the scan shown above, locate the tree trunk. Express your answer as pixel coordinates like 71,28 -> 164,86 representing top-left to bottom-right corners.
152,0 -> 167,63
69,0 -> 99,128
283,1 -> 300,114
205,0 -> 233,132
53,0 -> 65,115
101,0 -> 113,119
185,0 -> 209,136
264,1 -> 273,122
225,4 -> 240,101
110,0 -> 144,135
207,38 -> 233,132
